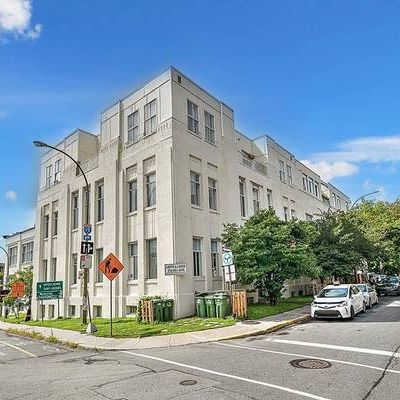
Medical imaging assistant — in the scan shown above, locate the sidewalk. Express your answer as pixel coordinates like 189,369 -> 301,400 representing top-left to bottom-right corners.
0,306 -> 310,350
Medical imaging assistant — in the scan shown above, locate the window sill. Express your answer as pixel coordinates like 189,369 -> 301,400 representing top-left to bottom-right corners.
191,205 -> 203,210
71,229 -> 78,233
145,279 -> 158,283
209,209 -> 219,215
188,130 -> 201,138
95,221 -> 104,226
127,211 -> 138,217
205,139 -> 217,147
143,130 -> 157,139
144,206 -> 156,212
52,235 -> 58,239
194,276 -> 205,281
70,284 -> 77,288
43,237 -> 49,241
94,283 -> 103,287
128,280 -> 138,285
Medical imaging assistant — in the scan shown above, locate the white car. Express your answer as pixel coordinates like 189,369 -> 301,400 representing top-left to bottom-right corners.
311,284 -> 366,320
356,283 -> 379,308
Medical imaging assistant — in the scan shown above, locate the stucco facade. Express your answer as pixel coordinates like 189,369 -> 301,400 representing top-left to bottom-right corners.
31,67 -> 350,320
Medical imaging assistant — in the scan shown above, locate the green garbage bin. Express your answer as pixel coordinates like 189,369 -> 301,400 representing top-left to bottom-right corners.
214,292 -> 231,318
205,295 -> 216,318
153,299 -> 164,322
163,299 -> 174,321
195,294 -> 207,318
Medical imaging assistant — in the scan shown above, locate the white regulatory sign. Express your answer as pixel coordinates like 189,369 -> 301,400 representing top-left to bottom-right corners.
224,264 -> 236,282
222,251 -> 234,267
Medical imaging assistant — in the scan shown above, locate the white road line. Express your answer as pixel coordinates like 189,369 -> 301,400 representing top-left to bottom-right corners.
386,301 -> 400,308
0,340 -> 37,358
214,342 -> 400,375
122,350 -> 331,400
265,339 -> 400,358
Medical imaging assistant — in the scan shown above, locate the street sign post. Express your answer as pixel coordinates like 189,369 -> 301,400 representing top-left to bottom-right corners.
98,253 -> 124,337
164,263 -> 187,275
222,248 -> 235,292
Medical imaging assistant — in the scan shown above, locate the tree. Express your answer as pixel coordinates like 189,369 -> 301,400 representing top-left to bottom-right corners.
312,210 -> 376,281
222,209 -> 319,304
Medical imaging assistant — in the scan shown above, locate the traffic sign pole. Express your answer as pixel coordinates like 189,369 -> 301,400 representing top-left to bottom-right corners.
110,280 -> 113,337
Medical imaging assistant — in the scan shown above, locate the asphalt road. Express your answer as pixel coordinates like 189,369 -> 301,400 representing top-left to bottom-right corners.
1,296 -> 400,400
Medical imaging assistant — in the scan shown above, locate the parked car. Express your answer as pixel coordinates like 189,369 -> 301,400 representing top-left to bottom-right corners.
376,278 -> 388,296
311,284 -> 366,320
356,284 -> 379,308
385,276 -> 400,296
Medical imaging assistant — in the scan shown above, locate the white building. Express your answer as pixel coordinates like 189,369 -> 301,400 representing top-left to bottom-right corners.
31,67 -> 350,320
5,227 -> 35,276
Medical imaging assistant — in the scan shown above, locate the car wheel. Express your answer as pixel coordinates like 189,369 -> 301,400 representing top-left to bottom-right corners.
349,306 -> 355,320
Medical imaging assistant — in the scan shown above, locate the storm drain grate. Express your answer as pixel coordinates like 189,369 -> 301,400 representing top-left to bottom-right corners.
180,380 -> 198,386
290,359 -> 332,369
241,320 -> 261,325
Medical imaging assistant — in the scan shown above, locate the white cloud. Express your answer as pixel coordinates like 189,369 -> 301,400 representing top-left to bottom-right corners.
301,160 -> 359,181
0,0 -> 42,40
5,190 -> 17,201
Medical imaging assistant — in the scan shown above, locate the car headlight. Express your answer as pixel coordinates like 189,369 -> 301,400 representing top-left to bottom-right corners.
340,301 -> 348,307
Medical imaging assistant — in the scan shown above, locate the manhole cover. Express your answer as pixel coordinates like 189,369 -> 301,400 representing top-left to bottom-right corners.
241,320 -> 261,325
290,359 -> 332,369
180,380 -> 198,386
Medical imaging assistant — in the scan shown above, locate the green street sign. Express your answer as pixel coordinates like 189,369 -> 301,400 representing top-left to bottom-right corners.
37,281 -> 63,300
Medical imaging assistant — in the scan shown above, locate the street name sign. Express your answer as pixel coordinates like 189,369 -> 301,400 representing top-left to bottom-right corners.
81,241 -> 94,255
99,253 -> 124,281
37,281 -> 63,300
11,282 -> 25,298
164,263 -> 187,275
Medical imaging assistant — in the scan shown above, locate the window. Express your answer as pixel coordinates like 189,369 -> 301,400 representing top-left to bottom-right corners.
44,214 -> 50,239
128,180 -> 137,213
308,177 -> 314,194
187,100 -> 199,134
128,242 -> 138,280
239,178 -> 246,217
127,110 -> 139,143
208,178 -> 217,210
126,305 -> 137,315
45,165 -> 52,188
50,258 -> 57,281
204,111 -> 215,143
42,260 -> 48,282
53,211 -> 58,236
286,165 -> 293,186
305,213 -> 313,221
71,192 -> 79,229
267,189 -> 273,209
291,209 -> 296,220
96,182 -> 104,222
21,242 -> 34,264
54,159 -> 61,183
314,182 -> 319,197
284,207 -> 289,222
190,171 -> 201,206
211,239 -> 219,277
147,239 -> 157,279
337,196 -> 341,209
9,247 -> 17,266
146,173 -> 156,207
302,174 -> 308,191
144,99 -> 157,135
69,305 -> 76,317
71,254 -> 78,285
93,306 -> 102,318
193,238 -> 202,277
49,304 -> 55,319
252,185 -> 260,213
279,160 -> 285,182
95,248 -> 103,283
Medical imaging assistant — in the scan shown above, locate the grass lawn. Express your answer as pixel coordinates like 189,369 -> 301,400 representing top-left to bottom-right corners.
247,296 -> 312,320
2,315 -> 236,338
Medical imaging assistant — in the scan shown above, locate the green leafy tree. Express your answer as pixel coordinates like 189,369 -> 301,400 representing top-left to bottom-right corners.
222,209 -> 319,304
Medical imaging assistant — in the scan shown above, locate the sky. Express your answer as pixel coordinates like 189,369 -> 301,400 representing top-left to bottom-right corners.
1,0 -> 400,245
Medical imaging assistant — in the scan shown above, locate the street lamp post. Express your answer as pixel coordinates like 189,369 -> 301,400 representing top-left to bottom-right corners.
0,244 -> 10,318
350,190 -> 380,211
33,140 -> 96,333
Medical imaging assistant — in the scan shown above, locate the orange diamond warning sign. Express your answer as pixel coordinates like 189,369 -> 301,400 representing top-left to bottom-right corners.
98,253 -> 124,281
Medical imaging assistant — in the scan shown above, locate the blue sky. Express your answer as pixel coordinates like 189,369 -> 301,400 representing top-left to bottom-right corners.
1,0 -> 400,242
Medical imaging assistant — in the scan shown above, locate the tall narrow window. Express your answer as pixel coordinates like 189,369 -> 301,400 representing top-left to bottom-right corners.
42,260 -> 48,282
302,174 -> 308,191
308,177 -> 314,194
279,160 -> 285,183
96,182 -> 104,222
71,254 -> 78,285
187,100 -> 199,134
291,209 -> 296,220
252,185 -> 260,213
127,110 -> 139,143
21,242 -> 34,263
71,191 -> 79,229
284,207 -> 289,222
305,213 -> 313,221
208,178 -> 217,210
314,182 -> 319,197
53,211 -> 58,236
9,247 -> 17,266
190,171 -> 201,206
50,258 -> 57,281
128,242 -> 138,280
239,178 -> 246,217
211,239 -> 219,277
144,99 -> 157,135
95,248 -> 103,283
146,173 -> 156,207
45,165 -> 52,188
204,111 -> 215,143
128,180 -> 138,213
267,189 -> 273,209
286,165 -> 293,186
54,159 -> 61,183
193,238 -> 202,276
147,239 -> 157,279
44,214 -> 50,239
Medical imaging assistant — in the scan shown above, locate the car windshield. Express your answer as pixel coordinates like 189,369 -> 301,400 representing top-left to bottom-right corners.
318,288 -> 348,298
356,285 -> 367,293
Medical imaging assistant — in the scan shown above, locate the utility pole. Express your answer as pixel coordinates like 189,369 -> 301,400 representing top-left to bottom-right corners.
0,244 -> 10,318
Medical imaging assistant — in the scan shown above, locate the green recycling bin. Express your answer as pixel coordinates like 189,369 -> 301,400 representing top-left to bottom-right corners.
195,294 -> 207,318
205,295 -> 216,318
153,299 -> 164,322
163,299 -> 174,321
214,292 -> 231,318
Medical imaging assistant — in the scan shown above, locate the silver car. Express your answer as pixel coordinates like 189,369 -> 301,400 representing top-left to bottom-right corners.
356,284 -> 379,308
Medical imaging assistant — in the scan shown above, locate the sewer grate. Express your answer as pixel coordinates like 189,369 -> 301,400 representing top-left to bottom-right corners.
180,380 -> 198,386
241,320 -> 261,325
290,359 -> 332,369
